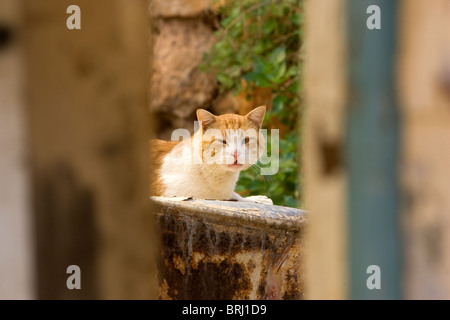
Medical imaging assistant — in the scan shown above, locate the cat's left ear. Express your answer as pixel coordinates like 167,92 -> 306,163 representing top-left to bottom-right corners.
246,106 -> 266,127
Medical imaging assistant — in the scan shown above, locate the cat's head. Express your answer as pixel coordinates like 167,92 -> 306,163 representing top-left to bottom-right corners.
196,106 -> 266,172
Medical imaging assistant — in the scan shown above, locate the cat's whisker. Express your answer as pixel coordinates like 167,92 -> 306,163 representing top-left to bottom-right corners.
251,163 -> 273,183
207,163 -> 222,176
249,164 -> 260,175
252,163 -> 264,171
212,164 -> 223,175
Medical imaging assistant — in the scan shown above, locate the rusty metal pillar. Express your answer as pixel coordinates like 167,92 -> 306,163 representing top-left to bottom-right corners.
346,0 -> 401,299
152,197 -> 306,300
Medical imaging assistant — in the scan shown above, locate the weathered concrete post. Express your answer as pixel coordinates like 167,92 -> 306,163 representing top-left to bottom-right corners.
398,0 -> 450,299
0,0 -> 35,299
1,0 -> 157,299
152,197 -> 306,300
303,0 -> 348,300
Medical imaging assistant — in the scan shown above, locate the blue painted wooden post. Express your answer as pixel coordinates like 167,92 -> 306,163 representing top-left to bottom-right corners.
346,0 -> 401,299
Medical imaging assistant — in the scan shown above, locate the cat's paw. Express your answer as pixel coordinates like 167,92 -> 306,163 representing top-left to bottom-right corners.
245,195 -> 273,205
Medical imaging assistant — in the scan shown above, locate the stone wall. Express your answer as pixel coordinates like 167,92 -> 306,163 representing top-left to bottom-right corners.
149,0 -> 218,139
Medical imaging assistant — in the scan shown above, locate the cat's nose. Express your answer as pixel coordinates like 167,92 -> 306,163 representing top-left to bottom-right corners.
234,150 -> 238,160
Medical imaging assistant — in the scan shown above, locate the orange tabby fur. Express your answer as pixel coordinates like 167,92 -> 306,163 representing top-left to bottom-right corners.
149,106 -> 271,204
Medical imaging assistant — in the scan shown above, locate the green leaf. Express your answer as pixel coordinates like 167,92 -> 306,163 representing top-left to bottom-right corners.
274,62 -> 287,82
269,46 -> 286,65
273,95 -> 286,112
216,74 -> 233,89
200,0 -> 303,208
262,19 -> 277,35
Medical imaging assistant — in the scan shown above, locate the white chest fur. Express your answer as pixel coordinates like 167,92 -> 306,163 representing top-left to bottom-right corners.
159,141 -> 240,200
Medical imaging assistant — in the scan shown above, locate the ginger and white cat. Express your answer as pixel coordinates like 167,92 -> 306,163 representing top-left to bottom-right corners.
150,106 -> 272,204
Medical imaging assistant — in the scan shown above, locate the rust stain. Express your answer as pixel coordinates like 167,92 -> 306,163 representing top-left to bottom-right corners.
156,206 -> 304,300
159,279 -> 172,300
172,254 -> 186,275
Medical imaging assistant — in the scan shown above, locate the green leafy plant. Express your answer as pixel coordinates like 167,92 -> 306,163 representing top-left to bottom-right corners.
201,0 -> 303,208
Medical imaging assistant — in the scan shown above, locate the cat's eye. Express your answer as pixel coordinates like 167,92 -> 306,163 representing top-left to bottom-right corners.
216,139 -> 226,145
243,137 -> 251,144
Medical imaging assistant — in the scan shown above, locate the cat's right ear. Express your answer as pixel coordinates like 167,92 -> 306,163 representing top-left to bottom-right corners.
196,109 -> 216,127
246,105 -> 266,128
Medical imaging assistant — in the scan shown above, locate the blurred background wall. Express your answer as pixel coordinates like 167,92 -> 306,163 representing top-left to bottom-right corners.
149,0 -> 218,139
